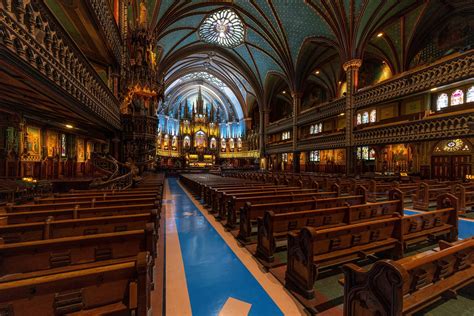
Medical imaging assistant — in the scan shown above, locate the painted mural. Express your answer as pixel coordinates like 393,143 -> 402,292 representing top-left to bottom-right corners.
47,130 -> 58,157
77,138 -> 85,162
26,126 -> 41,160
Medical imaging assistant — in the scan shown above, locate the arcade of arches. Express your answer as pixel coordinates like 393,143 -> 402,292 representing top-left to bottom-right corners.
0,1 -> 473,315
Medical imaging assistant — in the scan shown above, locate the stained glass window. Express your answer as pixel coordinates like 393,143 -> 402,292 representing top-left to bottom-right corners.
199,9 -> 245,48
357,147 -> 362,159
309,150 -> 320,162
369,148 -> 376,160
356,113 -> 362,125
318,123 -> 323,133
61,134 -> 67,157
451,89 -> 464,106
436,93 -> 448,111
282,153 -> 288,162
362,147 -> 369,160
370,110 -> 377,123
444,139 -> 464,152
466,86 -> 474,103
310,125 -> 314,134
282,131 -> 291,140
362,112 -> 369,124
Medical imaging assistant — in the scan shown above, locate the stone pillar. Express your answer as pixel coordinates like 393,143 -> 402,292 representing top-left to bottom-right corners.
292,92 -> 302,173
343,59 -> 362,175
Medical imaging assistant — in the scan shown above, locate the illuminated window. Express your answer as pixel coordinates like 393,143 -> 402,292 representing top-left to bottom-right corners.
199,9 -> 245,48
282,131 -> 291,140
282,153 -> 288,162
60,134 -> 67,157
362,112 -> 369,124
369,110 -> 377,123
309,150 -> 320,162
357,146 -> 375,160
437,93 -> 448,111
356,113 -> 362,125
210,137 -> 217,149
451,89 -> 464,106
467,87 -> 474,103
309,123 -> 323,135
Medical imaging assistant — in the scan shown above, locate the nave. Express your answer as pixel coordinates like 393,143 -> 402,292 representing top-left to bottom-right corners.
169,173 -> 474,315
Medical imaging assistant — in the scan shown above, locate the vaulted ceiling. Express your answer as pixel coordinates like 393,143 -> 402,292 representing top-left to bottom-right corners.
144,0 -> 473,116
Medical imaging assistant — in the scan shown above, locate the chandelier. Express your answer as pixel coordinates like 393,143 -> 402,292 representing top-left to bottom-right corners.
199,9 -> 245,48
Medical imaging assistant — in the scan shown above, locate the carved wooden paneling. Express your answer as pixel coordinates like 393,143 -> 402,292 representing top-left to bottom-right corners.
0,1 -> 120,129
353,113 -> 474,145
354,51 -> 474,109
86,0 -> 122,62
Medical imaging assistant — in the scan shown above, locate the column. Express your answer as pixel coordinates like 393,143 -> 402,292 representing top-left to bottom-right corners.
343,59 -> 362,175
292,92 -> 302,173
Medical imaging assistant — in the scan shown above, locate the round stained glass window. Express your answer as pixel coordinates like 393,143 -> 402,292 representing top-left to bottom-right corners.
199,9 -> 245,48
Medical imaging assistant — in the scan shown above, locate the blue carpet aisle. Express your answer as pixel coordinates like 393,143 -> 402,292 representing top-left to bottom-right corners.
405,210 -> 474,239
166,178 -> 283,316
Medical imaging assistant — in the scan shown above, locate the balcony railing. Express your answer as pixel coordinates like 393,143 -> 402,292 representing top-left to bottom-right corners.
86,0 -> 122,62
353,112 -> 474,145
354,51 -> 474,109
0,0 -> 120,128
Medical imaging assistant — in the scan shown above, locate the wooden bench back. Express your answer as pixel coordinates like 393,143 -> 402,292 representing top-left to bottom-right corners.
0,252 -> 152,316
0,212 -> 157,243
2,203 -> 157,225
0,224 -> 156,276
342,238 -> 474,316
6,197 -> 159,213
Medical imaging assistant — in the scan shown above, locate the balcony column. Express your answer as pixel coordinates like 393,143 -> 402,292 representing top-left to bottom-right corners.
343,59 -> 362,175
292,92 -> 302,173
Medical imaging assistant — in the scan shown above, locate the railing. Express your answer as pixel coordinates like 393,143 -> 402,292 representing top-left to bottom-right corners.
266,117 -> 293,134
0,0 -> 120,128
353,112 -> 474,145
297,98 -> 346,125
85,0 -> 121,62
90,152 -> 119,180
354,51 -> 474,108
89,153 -> 133,190
297,132 -> 346,151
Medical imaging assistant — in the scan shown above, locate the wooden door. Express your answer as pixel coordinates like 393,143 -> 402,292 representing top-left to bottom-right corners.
431,155 -> 471,180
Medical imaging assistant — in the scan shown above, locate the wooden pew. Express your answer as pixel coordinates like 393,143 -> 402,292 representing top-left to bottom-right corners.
227,185 -> 341,229
0,251 -> 153,315
342,237 -> 474,316
34,192 -> 160,204
237,187 -> 368,241
412,182 -> 460,211
284,193 -> 458,299
452,183 -> 474,212
217,188 -> 322,220
6,197 -> 160,213
0,203 -> 158,225
203,183 -> 278,206
60,187 -> 159,196
0,224 -> 156,276
256,190 -> 404,266
208,185 -> 299,214
0,212 -> 158,243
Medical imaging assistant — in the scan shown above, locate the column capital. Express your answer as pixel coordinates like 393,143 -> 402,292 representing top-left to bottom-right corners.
291,91 -> 303,99
343,59 -> 362,71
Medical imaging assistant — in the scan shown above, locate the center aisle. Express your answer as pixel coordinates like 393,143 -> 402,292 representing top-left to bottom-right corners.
165,178 -> 285,316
